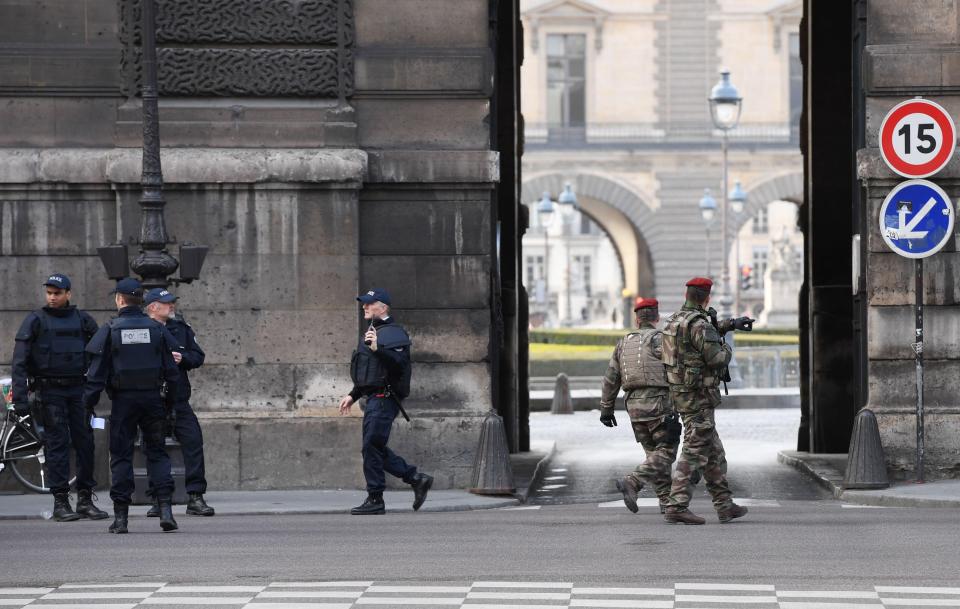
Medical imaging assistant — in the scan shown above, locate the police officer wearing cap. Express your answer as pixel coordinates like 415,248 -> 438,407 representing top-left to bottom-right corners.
600,297 -> 687,515
83,278 -> 181,533
10,274 -> 108,521
143,288 -> 214,517
338,288 -> 433,515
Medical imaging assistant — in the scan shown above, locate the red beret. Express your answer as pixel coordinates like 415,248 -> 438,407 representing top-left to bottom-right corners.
686,277 -> 714,291
633,297 -> 659,311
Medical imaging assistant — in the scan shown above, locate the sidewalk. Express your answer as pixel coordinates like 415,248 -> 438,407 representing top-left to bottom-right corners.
0,445 -> 557,521
778,450 -> 960,508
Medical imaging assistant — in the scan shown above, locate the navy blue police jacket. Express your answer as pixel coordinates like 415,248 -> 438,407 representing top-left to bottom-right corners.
11,305 -> 98,402
164,315 -> 205,403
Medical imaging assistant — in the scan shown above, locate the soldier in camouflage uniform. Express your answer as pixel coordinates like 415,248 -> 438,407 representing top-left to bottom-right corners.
599,297 -> 682,514
661,277 -> 750,525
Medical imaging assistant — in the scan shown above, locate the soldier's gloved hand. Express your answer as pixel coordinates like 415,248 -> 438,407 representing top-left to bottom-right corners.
599,407 -> 617,427
733,316 -> 755,332
13,401 -> 30,416
717,318 -> 735,334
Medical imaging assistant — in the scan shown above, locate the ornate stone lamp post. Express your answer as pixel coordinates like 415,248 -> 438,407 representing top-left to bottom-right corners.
97,0 -> 207,288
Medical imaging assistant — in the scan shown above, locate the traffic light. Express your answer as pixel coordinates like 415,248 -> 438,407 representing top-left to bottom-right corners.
740,265 -> 752,291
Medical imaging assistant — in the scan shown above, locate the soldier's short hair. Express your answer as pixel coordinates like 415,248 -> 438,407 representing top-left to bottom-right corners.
686,286 -> 710,304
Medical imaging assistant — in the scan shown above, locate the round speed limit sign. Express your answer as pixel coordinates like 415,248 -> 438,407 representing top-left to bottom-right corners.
879,98 -> 956,178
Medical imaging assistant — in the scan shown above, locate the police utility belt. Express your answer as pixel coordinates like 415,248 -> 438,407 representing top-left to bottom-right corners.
33,376 -> 85,388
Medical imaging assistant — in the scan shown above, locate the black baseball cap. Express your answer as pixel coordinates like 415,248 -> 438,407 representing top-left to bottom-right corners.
43,274 -> 71,290
357,288 -> 391,306
110,277 -> 143,296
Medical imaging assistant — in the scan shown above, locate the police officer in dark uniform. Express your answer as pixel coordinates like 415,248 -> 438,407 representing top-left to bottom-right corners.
10,273 -> 108,521
142,288 -> 214,517
83,278 -> 181,533
338,288 -> 433,515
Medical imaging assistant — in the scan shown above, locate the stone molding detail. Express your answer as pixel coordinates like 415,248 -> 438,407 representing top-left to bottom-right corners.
158,48 -> 340,97
119,0 -> 354,98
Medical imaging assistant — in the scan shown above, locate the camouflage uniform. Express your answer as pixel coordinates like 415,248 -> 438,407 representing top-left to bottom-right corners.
600,321 -> 680,507
661,302 -> 735,512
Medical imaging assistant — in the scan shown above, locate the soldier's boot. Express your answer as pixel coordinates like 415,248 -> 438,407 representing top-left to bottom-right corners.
351,493 -> 386,515
52,492 -> 82,522
615,476 -> 641,514
108,504 -> 129,534
75,489 -> 109,520
663,507 -> 706,525
157,498 -> 179,532
411,474 -> 433,511
186,492 -> 215,516
146,498 -> 160,518
717,503 -> 748,524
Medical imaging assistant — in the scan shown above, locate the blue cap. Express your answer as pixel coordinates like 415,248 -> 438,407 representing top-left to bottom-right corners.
43,274 -> 71,290
144,288 -> 178,305
357,288 -> 391,306
111,277 -> 143,296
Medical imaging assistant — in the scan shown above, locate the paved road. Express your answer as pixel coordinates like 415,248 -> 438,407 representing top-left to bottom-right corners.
1,408 -> 958,597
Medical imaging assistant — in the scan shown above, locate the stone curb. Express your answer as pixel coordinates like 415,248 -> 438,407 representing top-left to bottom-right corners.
778,450 -> 960,508
516,441 -> 557,504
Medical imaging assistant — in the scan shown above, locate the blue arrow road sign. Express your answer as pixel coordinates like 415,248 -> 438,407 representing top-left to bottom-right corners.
879,179 -> 955,259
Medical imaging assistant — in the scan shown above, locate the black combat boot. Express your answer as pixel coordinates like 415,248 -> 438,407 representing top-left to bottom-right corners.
411,473 -> 433,511
157,498 -> 179,532
108,504 -> 129,534
52,492 -> 81,522
185,492 -> 215,516
717,503 -> 748,523
75,489 -> 109,520
351,493 -> 386,515
663,507 -> 706,525
615,476 -> 641,514
146,498 -> 160,518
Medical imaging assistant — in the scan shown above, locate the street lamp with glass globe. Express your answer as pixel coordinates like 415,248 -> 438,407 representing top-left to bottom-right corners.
556,183 -> 579,323
708,68 -> 743,318
537,192 -> 556,324
729,180 -> 748,314
699,188 -> 717,277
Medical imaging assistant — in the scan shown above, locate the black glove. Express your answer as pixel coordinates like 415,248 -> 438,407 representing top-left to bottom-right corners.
733,316 -> 755,332
13,401 -> 30,416
599,407 -> 617,427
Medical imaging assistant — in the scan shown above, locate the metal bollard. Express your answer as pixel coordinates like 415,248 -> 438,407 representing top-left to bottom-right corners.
550,372 -> 574,414
842,408 -> 890,489
469,410 -> 516,495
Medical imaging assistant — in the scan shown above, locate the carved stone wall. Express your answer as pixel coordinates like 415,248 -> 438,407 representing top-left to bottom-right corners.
119,0 -> 354,98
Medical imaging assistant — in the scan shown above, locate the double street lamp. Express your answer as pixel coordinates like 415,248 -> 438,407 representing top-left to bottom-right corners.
708,68 -> 743,319
536,183 -> 578,326
97,0 -> 208,288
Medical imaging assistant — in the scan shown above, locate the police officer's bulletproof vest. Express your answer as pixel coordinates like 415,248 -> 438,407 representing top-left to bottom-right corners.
30,309 -> 86,377
108,317 -> 164,391
620,329 -> 668,391
349,322 -> 412,400
661,308 -> 720,390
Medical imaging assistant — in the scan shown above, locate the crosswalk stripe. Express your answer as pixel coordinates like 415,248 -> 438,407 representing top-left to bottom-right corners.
458,605 -> 565,609
28,605 -> 139,609
598,499 -> 661,509
0,590 -> 53,595
780,601 -> 884,609
676,584 -> 776,592
59,586 -> 165,590
569,599 -> 673,608
776,591 -> 880,599
365,587 -> 469,594
0,600 -> 34,606
467,591 -> 571,600
158,589 -> 264,594
498,505 -> 542,511
141,598 -> 254,605
255,592 -> 363,599
244,604 -> 352,609
472,583 -> 573,589
840,504 -> 887,509
42,594 -> 154,600
674,595 -> 779,603
880,599 -> 960,606
266,584 -> 371,589
573,589 -> 674,596
877,587 -> 960,595
354,598 -> 463,605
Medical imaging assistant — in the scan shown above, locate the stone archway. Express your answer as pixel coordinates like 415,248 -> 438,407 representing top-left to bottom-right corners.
522,172 -> 657,297
731,171 -> 804,237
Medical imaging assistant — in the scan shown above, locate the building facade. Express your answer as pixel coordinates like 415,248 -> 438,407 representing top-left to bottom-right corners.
0,0 -> 524,488
520,0 -> 803,322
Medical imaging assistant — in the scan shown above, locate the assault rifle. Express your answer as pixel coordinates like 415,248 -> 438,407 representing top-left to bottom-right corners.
706,307 -> 755,395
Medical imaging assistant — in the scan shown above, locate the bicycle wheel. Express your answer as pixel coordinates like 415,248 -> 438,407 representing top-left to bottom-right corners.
1,415 -> 74,493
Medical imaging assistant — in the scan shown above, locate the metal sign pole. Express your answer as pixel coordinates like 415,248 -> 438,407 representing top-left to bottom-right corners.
915,257 -> 924,483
